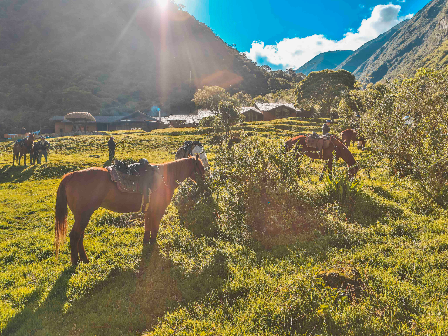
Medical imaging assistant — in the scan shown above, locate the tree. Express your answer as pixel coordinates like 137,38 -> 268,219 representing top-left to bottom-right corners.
362,68 -> 448,205
295,70 -> 356,117
192,86 -> 241,139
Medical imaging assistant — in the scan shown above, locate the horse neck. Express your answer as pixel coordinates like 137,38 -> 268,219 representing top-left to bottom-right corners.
331,136 -> 357,166
286,136 -> 304,151
159,158 -> 194,189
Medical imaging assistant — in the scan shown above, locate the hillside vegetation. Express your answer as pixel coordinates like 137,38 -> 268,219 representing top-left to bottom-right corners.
0,0 -> 302,134
1,111 -> 447,334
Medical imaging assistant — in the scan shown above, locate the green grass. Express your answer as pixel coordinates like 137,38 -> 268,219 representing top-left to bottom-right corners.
1,119 -> 448,335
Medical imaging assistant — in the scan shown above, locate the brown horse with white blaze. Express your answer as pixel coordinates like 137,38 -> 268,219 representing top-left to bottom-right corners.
55,156 -> 206,266
285,134 -> 359,180
13,133 -> 35,165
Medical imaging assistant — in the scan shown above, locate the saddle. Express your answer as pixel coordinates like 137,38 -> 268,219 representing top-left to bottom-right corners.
176,140 -> 203,159
305,132 -> 332,151
107,159 -> 162,212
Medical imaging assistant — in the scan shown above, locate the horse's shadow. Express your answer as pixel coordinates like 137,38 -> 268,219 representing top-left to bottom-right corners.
0,165 -> 37,183
3,246 -> 181,335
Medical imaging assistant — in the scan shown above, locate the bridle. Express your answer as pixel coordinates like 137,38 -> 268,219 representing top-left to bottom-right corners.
192,155 -> 204,178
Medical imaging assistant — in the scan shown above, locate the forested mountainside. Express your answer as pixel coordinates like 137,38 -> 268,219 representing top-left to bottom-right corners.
336,21 -> 407,74
353,0 -> 448,82
295,50 -> 353,75
0,0 -> 295,133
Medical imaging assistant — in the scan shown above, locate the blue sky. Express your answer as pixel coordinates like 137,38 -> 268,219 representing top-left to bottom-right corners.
173,0 -> 431,70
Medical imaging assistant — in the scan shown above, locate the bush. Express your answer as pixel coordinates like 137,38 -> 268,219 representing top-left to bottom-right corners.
361,68 -> 448,206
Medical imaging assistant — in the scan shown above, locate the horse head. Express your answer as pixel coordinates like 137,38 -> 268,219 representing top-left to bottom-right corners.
190,154 -> 206,182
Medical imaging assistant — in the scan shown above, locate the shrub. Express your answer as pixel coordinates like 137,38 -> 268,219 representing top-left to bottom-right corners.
361,68 -> 448,206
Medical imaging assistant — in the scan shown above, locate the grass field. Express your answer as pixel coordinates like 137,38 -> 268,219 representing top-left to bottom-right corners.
1,118 -> 447,335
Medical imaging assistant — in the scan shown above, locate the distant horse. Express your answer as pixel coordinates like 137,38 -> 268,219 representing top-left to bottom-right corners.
12,133 -> 35,165
175,140 -> 209,169
54,156 -> 205,266
341,129 -> 366,149
285,134 -> 359,180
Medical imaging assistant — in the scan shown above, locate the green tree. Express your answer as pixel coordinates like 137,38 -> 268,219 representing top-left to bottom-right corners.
295,70 -> 356,117
192,86 -> 241,139
362,68 -> 448,205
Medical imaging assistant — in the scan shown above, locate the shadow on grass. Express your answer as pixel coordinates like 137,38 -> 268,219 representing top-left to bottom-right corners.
3,247 -> 182,336
0,165 -> 37,183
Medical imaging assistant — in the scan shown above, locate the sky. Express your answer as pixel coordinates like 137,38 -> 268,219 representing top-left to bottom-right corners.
173,0 -> 432,70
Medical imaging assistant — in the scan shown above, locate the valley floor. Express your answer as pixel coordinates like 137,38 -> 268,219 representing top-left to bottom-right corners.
0,119 -> 447,335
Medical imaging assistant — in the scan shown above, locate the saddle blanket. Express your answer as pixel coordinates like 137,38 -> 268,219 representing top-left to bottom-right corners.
306,134 -> 332,151
106,164 -> 161,194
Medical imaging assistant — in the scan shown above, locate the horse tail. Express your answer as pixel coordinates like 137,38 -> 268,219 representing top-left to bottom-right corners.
55,175 -> 70,257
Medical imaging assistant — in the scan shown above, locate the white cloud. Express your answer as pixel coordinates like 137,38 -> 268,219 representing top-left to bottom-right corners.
244,4 -> 413,70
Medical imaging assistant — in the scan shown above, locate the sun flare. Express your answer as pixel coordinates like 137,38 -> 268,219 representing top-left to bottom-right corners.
156,0 -> 169,9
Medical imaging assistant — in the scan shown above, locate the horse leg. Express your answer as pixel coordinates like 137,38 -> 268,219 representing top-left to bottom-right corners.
24,154 -> 27,166
70,212 -> 93,265
77,232 -> 89,263
319,157 -> 333,181
143,204 -> 166,245
327,156 -> 333,180
69,229 -> 81,266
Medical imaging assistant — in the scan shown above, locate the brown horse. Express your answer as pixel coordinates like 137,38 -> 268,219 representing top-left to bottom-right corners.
12,133 -> 35,165
55,156 -> 206,266
285,134 -> 359,180
341,129 -> 366,149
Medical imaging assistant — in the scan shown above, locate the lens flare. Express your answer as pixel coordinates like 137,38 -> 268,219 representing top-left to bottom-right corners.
157,0 -> 169,9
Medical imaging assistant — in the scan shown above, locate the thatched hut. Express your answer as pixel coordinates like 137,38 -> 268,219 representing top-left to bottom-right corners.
64,112 -> 96,122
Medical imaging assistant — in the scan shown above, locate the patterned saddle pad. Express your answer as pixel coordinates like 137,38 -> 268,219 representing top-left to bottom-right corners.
306,134 -> 332,151
106,163 -> 161,194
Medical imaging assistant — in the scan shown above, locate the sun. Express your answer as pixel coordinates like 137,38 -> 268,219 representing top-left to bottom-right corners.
156,0 -> 169,9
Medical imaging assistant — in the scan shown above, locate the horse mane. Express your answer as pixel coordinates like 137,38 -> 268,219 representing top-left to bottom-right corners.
158,157 -> 202,187
331,136 -> 357,166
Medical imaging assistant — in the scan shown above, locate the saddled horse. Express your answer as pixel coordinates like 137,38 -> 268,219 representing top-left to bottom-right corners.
341,129 -> 366,149
55,156 -> 206,266
12,133 -> 35,166
175,140 -> 209,169
285,134 -> 359,180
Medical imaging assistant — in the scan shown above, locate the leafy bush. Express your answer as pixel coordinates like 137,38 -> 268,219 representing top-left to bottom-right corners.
361,68 -> 448,206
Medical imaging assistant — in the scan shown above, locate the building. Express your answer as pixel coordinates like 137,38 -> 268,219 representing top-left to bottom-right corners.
255,103 -> 299,121
50,111 -> 160,134
160,110 -> 215,127
239,107 -> 263,122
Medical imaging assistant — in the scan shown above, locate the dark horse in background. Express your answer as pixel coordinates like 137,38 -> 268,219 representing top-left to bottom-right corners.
55,156 -> 206,266
341,129 -> 366,149
285,134 -> 359,180
12,133 -> 34,166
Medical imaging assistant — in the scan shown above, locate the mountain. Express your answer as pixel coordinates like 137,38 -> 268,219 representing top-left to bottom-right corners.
336,21 -> 408,74
0,0 -> 273,133
295,50 -> 353,75
353,0 -> 448,82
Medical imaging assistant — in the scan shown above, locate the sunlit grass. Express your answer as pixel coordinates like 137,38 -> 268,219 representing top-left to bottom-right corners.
1,119 -> 447,335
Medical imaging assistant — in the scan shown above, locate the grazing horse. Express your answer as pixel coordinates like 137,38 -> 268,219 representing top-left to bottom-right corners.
285,134 -> 359,180
12,133 -> 35,165
55,156 -> 206,266
175,140 -> 209,169
341,129 -> 366,149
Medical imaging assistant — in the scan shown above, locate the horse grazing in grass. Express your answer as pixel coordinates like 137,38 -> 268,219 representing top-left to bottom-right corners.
341,129 -> 366,149
55,156 -> 206,266
285,134 -> 358,180
12,133 -> 34,166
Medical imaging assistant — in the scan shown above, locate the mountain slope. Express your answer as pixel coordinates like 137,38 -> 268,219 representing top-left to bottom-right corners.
336,21 -> 408,74
295,50 -> 353,75
0,0 -> 271,132
353,0 -> 448,82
